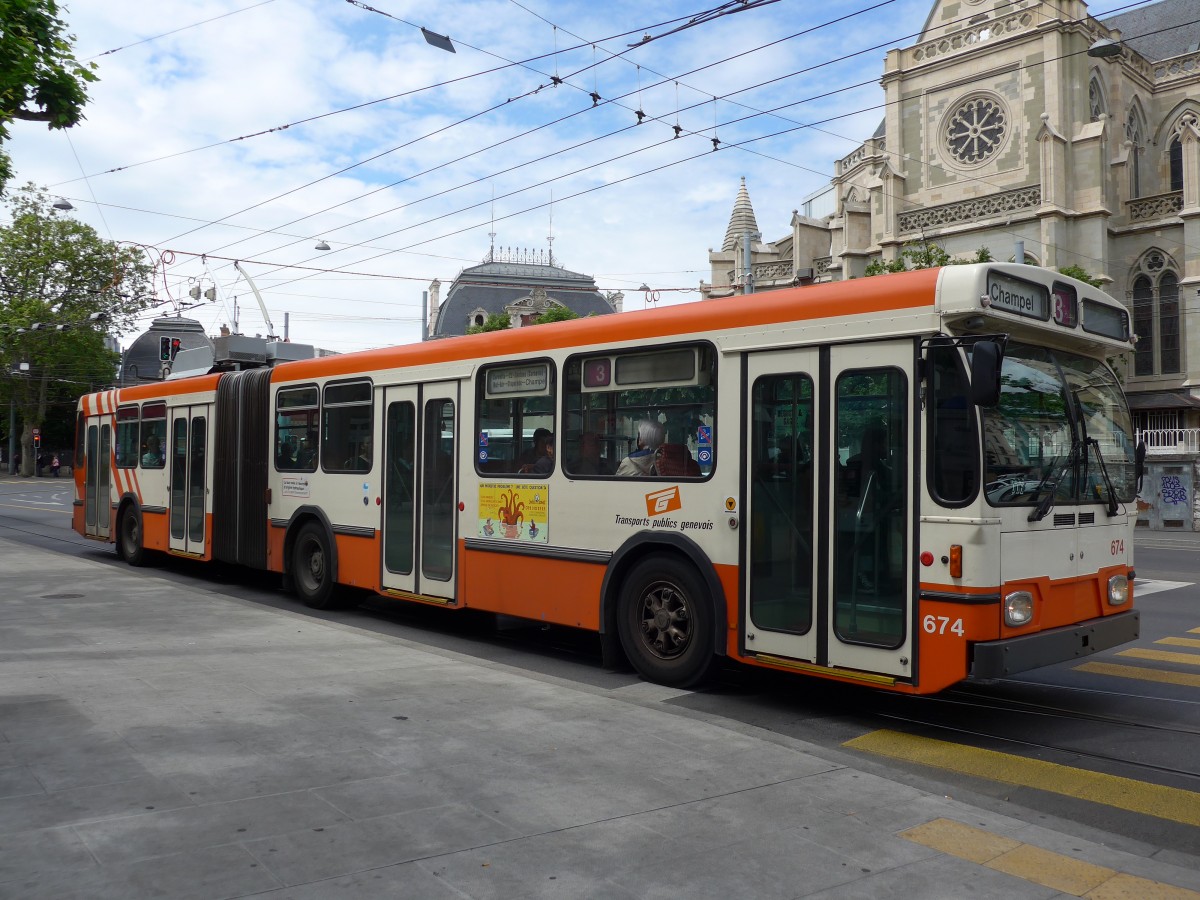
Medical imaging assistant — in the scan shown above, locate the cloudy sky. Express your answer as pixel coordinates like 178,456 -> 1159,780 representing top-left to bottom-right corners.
10,0 -> 963,351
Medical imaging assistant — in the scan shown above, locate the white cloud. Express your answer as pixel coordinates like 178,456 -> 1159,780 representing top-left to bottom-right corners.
5,0 -> 932,350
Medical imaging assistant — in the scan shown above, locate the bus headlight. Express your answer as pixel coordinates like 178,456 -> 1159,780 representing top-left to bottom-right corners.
1004,590 -> 1034,627
1108,574 -> 1130,606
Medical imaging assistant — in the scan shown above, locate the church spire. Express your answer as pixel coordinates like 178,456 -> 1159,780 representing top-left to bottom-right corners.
721,176 -> 759,252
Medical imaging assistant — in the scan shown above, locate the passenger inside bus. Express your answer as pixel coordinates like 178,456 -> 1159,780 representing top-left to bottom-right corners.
345,436 -> 372,470
528,432 -> 555,474
519,428 -> 552,470
615,420 -> 663,477
571,432 -> 607,475
276,438 -> 296,469
142,435 -> 162,467
296,436 -> 316,468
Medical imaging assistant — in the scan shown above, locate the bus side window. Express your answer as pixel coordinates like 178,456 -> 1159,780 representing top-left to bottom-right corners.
475,362 -> 556,478
276,386 -> 320,473
563,344 -> 715,479
321,380 -> 372,474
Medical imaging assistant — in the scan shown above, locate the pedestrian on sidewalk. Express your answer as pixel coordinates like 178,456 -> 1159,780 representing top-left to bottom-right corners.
50,454 -> 61,477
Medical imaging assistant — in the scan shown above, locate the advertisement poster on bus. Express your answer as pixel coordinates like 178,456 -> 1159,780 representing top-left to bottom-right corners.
478,483 -> 549,543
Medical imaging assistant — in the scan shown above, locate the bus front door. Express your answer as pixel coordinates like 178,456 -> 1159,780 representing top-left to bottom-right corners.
745,350 -> 819,664
168,406 -> 209,557
745,343 -> 914,681
380,383 -> 458,603
83,416 -> 112,540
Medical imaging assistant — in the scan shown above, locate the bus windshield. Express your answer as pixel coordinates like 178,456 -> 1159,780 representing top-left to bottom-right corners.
982,342 -> 1136,508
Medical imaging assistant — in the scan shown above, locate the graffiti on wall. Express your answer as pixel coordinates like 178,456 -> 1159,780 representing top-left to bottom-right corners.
1162,474 -> 1189,506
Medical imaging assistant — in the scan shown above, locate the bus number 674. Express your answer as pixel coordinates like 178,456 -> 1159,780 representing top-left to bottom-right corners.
923,615 -> 965,636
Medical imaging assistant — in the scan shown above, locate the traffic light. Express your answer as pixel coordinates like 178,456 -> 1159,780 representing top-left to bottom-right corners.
170,338 -> 181,361
33,434 -> 41,449
159,336 -> 171,361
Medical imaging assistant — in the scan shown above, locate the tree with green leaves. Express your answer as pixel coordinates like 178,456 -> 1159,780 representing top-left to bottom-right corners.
1057,264 -> 1103,288
865,242 -> 993,276
0,0 -> 97,193
532,304 -> 580,325
0,185 -> 152,475
466,313 -> 511,335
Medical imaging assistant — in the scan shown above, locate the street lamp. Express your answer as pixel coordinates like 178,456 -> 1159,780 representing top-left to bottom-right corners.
53,198 -> 74,211
1088,38 -> 1122,58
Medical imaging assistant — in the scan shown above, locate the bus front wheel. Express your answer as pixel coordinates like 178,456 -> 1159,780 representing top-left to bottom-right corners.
617,555 -> 716,688
292,523 -> 337,609
118,506 -> 146,567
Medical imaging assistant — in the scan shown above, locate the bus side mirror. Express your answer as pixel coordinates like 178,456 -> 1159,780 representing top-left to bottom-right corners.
1135,441 -> 1146,492
969,340 -> 1003,407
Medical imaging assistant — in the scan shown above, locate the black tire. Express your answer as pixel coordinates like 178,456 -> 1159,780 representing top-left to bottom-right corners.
292,522 -> 338,609
617,555 -> 717,688
117,506 -> 146,567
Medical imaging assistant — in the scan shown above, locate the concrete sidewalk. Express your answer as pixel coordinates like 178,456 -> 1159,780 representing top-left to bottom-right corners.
1,536 -> 1197,899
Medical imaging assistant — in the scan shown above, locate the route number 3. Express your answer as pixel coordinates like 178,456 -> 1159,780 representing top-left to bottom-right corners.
1110,539 -> 1125,555
923,615 -> 965,636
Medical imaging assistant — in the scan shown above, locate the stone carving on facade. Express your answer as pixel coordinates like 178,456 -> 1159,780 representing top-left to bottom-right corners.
814,256 -> 832,276
753,261 -> 794,281
897,186 -> 1040,233
944,94 -> 1010,167
909,11 -> 1034,64
1128,191 -> 1184,222
1155,51 -> 1200,83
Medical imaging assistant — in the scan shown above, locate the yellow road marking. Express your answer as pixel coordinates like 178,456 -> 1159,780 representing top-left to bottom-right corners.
1118,648 -> 1200,667
1158,637 -> 1200,649
901,819 -> 1200,898
845,730 -> 1200,827
1075,661 -> 1200,688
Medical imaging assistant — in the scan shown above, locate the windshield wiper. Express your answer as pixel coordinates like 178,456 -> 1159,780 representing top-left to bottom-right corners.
1027,447 -> 1075,522
1086,437 -> 1121,517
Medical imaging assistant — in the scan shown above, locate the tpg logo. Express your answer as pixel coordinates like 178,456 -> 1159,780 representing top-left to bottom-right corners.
645,486 -> 680,516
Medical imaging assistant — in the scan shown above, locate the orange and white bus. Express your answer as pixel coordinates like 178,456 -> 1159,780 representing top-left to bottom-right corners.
73,263 -> 1142,693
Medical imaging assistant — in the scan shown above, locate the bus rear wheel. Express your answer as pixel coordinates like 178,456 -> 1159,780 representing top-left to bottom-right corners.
292,522 -> 337,609
118,506 -> 145,567
617,555 -> 716,688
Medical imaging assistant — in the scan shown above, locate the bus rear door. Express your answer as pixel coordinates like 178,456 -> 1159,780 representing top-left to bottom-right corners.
83,415 -> 112,540
168,405 -> 209,557
380,383 -> 458,602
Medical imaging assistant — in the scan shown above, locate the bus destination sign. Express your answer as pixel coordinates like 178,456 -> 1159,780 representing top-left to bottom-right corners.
486,364 -> 549,396
985,272 -> 1049,320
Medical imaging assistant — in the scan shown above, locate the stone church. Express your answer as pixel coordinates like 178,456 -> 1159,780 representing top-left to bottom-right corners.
702,0 -> 1200,527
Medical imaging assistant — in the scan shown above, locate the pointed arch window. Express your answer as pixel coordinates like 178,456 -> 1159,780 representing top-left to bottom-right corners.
1170,136 -> 1183,192
1088,75 -> 1106,123
1132,275 -> 1154,376
1167,111 -> 1196,194
1160,271 -> 1179,374
1125,103 -> 1146,198
1130,251 -> 1182,377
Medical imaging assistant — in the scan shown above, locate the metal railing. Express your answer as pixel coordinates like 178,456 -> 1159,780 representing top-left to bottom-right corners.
1135,428 -> 1200,455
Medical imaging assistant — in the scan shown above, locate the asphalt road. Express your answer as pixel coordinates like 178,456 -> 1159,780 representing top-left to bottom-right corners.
3,477 -> 1198,861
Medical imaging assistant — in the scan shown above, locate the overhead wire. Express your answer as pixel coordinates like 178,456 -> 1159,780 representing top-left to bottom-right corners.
237,3 -> 1200,298
70,0 -> 1195,336
163,1 -> 901,275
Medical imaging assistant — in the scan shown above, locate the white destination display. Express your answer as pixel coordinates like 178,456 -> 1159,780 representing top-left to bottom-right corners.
986,272 -> 1048,319
487,364 -> 549,395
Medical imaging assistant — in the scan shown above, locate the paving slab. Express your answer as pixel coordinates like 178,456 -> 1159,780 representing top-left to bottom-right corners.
0,534 -> 1197,899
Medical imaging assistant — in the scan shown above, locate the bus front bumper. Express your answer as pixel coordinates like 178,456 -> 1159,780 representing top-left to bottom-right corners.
970,609 -> 1140,680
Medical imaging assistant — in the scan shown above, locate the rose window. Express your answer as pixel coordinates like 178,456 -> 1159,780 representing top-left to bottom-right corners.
945,96 -> 1008,166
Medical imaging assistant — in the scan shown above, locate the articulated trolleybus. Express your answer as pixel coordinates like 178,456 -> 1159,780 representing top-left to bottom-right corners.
74,264 -> 1141,693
